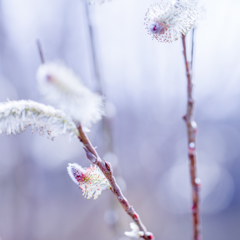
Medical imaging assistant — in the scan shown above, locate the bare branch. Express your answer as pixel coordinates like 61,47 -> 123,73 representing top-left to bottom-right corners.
182,34 -> 201,240
77,125 -> 153,240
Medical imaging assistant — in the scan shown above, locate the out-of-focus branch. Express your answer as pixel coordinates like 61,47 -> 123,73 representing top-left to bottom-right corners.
85,2 -> 103,94
78,125 -> 153,240
191,28 -> 195,70
36,40 -> 45,64
182,34 -> 201,240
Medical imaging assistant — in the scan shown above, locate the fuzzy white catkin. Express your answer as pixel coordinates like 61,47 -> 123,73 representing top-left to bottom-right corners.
36,61 -> 104,127
144,0 -> 198,42
0,100 -> 79,139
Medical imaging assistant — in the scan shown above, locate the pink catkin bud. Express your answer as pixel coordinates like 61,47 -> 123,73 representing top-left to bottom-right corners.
67,163 -> 111,199
148,234 -> 154,240
67,163 -> 86,184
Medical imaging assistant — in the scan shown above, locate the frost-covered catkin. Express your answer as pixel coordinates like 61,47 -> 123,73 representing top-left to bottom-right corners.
0,100 -> 79,139
144,0 -> 198,42
36,61 -> 104,127
125,222 -> 153,239
67,163 -> 111,199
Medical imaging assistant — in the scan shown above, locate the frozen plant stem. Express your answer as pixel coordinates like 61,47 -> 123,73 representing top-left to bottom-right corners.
182,34 -> 201,240
77,125 -> 153,240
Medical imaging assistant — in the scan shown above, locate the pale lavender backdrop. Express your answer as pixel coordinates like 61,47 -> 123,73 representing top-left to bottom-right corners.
0,0 -> 240,240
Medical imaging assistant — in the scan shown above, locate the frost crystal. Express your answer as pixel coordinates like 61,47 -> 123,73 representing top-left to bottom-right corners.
36,61 -> 104,127
144,0 -> 198,42
67,163 -> 111,199
0,100 -> 79,139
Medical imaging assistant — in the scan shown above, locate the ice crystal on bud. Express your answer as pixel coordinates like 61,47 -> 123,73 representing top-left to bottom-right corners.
67,163 -> 110,199
189,142 -> 195,149
0,100 -> 79,139
195,177 -> 201,185
125,222 -> 153,239
36,61 -> 104,127
144,0 -> 198,42
191,121 -> 197,129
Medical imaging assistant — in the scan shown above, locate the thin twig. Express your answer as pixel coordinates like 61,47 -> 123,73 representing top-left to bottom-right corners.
191,28 -> 195,70
77,125 -> 153,240
85,2 -> 104,94
182,34 -> 201,240
36,39 -> 45,64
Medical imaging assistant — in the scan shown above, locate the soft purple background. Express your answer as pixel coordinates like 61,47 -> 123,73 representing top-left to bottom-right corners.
0,0 -> 240,240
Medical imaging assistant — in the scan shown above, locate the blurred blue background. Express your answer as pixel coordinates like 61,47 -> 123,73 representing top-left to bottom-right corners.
0,0 -> 240,239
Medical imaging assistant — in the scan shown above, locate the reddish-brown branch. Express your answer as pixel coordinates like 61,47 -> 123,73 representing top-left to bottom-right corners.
182,35 -> 201,240
77,125 -> 153,240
